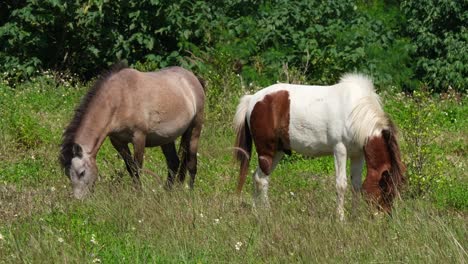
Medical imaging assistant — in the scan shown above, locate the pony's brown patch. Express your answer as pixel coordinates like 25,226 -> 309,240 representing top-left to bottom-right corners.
363,121 -> 405,212
59,62 -> 128,172
250,90 -> 290,175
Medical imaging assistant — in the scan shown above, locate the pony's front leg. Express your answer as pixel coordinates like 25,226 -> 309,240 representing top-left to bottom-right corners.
132,131 -> 146,188
253,168 -> 270,209
109,136 -> 135,179
334,143 -> 348,221
350,154 -> 364,215
253,152 -> 284,209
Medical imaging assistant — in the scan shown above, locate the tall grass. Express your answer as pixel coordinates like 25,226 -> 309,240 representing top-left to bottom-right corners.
0,76 -> 466,263
1,170 -> 466,263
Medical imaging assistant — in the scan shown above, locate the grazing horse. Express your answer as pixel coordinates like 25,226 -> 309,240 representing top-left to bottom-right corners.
234,74 -> 405,220
60,64 -> 205,199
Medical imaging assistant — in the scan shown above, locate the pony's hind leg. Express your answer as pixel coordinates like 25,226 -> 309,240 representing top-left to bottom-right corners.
176,129 -> 190,184
350,154 -> 364,214
253,152 -> 284,209
176,112 -> 203,189
334,143 -> 348,221
161,142 -> 180,189
186,114 -> 203,189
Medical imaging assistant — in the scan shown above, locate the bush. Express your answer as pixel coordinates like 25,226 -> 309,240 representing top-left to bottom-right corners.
0,0 -> 213,80
385,87 -> 467,199
434,183 -> 468,211
1,1 -> 465,92
401,0 -> 468,92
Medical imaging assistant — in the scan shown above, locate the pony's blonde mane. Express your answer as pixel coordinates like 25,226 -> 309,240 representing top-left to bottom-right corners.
343,74 -> 390,146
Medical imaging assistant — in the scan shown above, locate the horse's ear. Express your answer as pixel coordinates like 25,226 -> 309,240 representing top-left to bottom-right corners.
72,143 -> 83,158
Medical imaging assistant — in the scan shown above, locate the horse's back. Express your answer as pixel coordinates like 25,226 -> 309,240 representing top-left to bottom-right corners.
124,67 -> 204,105
108,67 -> 204,144
246,77 -> 379,156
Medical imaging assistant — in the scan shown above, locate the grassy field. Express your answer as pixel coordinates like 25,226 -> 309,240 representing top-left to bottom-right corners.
0,76 -> 467,263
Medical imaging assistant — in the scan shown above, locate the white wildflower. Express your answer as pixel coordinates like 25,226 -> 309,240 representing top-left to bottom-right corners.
58,237 -> 64,243
235,241 -> 243,251
90,234 -> 98,245
214,218 -> 220,224
199,213 -> 204,218
50,187 -> 56,192
0,233 -> 4,240
290,191 -> 295,196
92,258 -> 101,263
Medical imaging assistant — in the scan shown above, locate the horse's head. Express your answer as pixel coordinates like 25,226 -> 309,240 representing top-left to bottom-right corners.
363,127 -> 406,213
62,143 -> 98,199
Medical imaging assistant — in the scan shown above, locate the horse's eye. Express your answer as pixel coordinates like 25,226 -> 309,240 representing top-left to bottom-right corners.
79,171 -> 85,178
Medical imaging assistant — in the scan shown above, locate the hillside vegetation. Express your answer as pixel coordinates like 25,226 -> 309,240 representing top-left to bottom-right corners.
1,0 -> 467,92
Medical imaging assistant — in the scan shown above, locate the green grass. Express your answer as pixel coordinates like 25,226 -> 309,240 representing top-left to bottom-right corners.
0,77 -> 467,263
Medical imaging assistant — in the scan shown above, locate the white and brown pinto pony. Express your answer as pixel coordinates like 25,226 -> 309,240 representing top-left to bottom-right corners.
60,64 -> 205,199
234,74 -> 405,220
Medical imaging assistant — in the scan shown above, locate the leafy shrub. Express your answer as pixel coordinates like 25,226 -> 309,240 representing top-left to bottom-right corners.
0,0 -> 213,80
387,87 -> 467,198
1,0 -> 465,92
434,182 -> 468,211
1,0 -> 416,91
401,0 -> 468,92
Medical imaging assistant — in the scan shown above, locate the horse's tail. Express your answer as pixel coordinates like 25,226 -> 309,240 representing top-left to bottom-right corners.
233,95 -> 253,194
382,119 -> 406,197
197,76 -> 207,91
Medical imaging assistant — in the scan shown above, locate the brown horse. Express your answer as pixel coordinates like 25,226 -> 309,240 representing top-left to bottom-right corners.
60,63 -> 205,199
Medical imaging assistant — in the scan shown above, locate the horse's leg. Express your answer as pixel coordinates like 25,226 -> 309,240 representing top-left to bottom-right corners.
334,143 -> 348,221
350,154 -> 364,214
161,142 -> 180,189
176,129 -> 191,184
109,136 -> 137,178
131,131 -> 146,187
253,151 -> 284,209
186,114 -> 203,189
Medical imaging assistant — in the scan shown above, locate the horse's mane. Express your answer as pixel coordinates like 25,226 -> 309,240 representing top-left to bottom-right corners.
59,62 -> 128,171
345,74 -> 389,147
383,118 -> 406,191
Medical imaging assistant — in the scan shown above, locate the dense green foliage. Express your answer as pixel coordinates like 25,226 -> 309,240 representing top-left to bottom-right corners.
401,0 -> 467,91
1,0 -> 466,91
